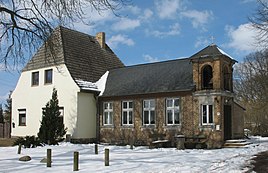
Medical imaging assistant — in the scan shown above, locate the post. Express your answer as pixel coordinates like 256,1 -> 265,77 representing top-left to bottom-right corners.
73,151 -> 79,171
105,148 -> 109,166
95,144 -> 98,154
17,144 -> 22,154
130,139 -> 134,150
47,149 -> 52,167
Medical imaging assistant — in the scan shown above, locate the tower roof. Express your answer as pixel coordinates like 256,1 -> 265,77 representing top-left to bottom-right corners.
190,44 -> 237,63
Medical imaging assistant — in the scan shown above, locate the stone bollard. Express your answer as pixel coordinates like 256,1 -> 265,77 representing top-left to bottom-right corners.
95,144 -> 98,154
47,149 -> 52,167
17,144 -> 22,154
175,135 -> 185,150
73,151 -> 79,171
105,148 -> 109,166
130,139 -> 134,150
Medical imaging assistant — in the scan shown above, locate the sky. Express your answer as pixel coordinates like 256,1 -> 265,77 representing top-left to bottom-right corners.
0,0 -> 261,104
0,136 -> 268,172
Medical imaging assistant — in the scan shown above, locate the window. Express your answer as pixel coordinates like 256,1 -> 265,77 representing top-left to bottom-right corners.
202,65 -> 213,89
143,100 -> 155,125
223,66 -> 231,91
166,98 -> 180,125
45,69 -> 53,84
202,105 -> 213,125
122,101 -> 133,125
103,102 -> 113,125
18,109 -> 26,126
32,71 -> 39,86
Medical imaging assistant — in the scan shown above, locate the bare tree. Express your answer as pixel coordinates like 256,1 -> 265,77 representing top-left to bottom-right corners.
234,50 -> 268,136
0,0 -> 130,69
250,0 -> 268,49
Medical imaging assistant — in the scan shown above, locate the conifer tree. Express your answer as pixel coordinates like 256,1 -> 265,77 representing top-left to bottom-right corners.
4,91 -> 12,123
38,88 -> 66,145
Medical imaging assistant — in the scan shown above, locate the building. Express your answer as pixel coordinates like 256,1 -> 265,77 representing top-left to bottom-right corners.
11,26 -> 123,142
99,44 -> 244,148
11,27 -> 244,148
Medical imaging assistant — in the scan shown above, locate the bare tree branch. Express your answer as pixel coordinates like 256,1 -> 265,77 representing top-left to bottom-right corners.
234,50 -> 268,136
0,0 -> 131,70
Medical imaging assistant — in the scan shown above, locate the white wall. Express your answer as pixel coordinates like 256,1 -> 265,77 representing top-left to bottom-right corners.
72,92 -> 97,139
11,64 -> 80,137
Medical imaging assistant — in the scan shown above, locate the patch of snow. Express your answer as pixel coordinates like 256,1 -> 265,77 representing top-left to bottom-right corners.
217,46 -> 236,60
75,71 -> 109,95
75,79 -> 98,90
0,137 -> 267,172
95,71 -> 109,96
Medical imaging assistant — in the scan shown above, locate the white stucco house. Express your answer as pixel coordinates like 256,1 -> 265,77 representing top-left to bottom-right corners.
11,26 -> 124,142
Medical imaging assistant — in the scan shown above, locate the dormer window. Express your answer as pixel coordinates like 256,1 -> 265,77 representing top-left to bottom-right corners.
202,65 -> 213,89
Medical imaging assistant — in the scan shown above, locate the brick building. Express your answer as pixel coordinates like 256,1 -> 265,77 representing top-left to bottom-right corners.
99,44 -> 245,148
12,27 -> 244,148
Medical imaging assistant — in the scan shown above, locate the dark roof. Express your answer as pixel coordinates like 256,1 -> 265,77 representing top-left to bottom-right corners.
190,44 -> 237,63
102,58 -> 194,97
23,26 -> 124,83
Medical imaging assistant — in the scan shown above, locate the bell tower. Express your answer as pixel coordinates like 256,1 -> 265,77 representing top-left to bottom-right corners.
190,44 -> 237,146
190,44 -> 236,92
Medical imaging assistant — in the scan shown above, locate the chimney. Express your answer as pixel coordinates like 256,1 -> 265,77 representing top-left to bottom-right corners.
96,32 -> 106,49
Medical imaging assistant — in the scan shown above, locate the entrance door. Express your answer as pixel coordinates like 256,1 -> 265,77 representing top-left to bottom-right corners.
224,105 -> 232,140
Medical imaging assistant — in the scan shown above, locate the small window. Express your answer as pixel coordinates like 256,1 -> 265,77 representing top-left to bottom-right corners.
32,71 -> 39,86
103,102 -> 113,125
122,101 -> 133,125
223,66 -> 231,91
143,100 -> 155,125
18,109 -> 26,126
166,98 -> 180,125
202,105 -> 213,125
45,69 -> 53,84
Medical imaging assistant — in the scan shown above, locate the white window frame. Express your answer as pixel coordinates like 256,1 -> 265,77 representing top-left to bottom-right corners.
202,104 -> 213,125
166,98 -> 180,125
103,102 -> 113,125
122,101 -> 133,125
143,99 -> 156,125
18,109 -> 26,126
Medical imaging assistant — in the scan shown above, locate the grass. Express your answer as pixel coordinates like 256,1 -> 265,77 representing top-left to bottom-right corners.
0,138 -> 17,147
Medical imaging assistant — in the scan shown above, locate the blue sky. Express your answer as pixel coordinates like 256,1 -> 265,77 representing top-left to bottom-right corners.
0,0 -> 260,104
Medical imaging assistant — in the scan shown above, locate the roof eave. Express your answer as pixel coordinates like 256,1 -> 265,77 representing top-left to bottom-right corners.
100,87 -> 195,99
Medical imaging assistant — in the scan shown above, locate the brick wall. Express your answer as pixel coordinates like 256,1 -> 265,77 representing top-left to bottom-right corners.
99,94 -> 224,148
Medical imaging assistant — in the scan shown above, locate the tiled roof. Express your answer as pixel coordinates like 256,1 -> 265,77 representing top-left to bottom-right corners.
102,58 -> 194,97
190,44 -> 237,62
23,26 -> 124,83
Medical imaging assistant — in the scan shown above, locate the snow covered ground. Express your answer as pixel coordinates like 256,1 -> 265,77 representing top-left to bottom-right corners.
0,137 -> 267,173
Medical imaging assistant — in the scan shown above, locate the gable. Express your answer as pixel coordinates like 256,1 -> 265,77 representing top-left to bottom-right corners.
22,26 -> 124,84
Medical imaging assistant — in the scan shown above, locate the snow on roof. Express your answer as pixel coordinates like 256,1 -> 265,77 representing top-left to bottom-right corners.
95,71 -> 109,96
217,46 -> 235,60
75,71 -> 109,95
